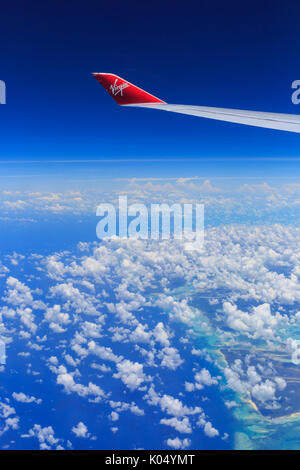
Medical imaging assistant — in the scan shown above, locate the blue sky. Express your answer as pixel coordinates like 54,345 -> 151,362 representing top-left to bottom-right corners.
1,0 -> 300,180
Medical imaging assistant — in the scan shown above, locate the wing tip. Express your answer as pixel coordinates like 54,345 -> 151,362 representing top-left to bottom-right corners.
93,73 -> 165,105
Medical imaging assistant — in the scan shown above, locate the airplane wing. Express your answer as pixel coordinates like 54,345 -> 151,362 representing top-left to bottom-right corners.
93,73 -> 300,133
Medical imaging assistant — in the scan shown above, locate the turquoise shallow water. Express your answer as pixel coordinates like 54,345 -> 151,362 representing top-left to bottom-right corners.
170,284 -> 300,450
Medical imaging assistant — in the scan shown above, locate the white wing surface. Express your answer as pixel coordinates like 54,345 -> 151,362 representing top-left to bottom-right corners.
94,73 -> 300,133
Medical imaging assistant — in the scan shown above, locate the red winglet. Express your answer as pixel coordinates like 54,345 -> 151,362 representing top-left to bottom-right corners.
93,73 -> 165,105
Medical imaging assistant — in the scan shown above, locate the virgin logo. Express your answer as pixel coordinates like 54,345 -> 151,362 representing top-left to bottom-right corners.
109,79 -> 129,97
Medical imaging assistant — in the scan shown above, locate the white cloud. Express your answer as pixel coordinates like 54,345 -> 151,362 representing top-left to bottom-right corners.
113,359 -> 150,391
22,424 -> 61,450
71,421 -> 90,438
197,413 -> 219,437
166,437 -> 191,449
1,220 -> 300,448
44,304 -> 70,328
145,385 -> 202,418
0,402 -> 19,436
160,417 -> 192,434
223,302 -> 283,339
158,347 -> 183,370
12,392 -> 42,405
185,368 -> 218,391
203,421 -> 219,438
153,322 -> 170,346
55,366 -> 105,401
251,380 -> 277,404
109,411 -> 119,422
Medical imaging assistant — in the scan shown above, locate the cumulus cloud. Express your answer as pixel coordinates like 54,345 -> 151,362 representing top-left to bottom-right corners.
160,417 -> 192,434
145,385 -> 202,418
44,304 -> 70,332
0,402 -> 19,436
224,362 -> 286,409
22,424 -> 61,450
54,365 -> 106,401
166,437 -> 191,449
71,422 -> 90,438
223,302 -> 284,339
113,359 -> 150,391
153,322 -> 170,346
1,220 -> 300,448
12,392 -> 42,405
109,400 -> 145,417
197,413 -> 219,437
158,347 -> 184,370
203,421 -> 219,437
185,368 -> 218,392
3,277 -> 34,307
